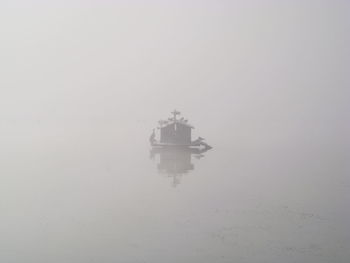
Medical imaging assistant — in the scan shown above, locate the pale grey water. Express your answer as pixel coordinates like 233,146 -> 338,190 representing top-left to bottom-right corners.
1,114 -> 348,262
1,1 -> 349,262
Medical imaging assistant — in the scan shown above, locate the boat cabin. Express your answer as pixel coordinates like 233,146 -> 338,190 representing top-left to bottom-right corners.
150,110 -> 211,149
159,110 -> 193,145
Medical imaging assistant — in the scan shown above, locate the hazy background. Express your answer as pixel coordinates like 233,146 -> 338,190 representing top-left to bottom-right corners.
0,1 -> 349,262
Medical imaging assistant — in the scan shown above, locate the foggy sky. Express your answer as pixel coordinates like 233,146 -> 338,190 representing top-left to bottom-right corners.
1,1 -> 349,125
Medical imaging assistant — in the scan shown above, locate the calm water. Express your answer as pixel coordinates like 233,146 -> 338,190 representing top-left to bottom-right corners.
1,116 -> 348,263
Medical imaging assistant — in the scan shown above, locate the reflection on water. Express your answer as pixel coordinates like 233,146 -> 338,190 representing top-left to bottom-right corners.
150,147 -> 211,187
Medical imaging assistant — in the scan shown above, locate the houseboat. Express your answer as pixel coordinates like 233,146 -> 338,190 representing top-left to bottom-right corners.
150,110 -> 211,150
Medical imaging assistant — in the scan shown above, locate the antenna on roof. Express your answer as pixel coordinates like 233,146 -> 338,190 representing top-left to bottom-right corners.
171,109 -> 181,121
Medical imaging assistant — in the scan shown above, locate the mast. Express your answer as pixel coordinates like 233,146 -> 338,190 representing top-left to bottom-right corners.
171,109 -> 181,121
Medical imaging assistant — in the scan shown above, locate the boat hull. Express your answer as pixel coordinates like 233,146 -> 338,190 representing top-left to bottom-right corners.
151,142 -> 200,147
151,142 -> 212,151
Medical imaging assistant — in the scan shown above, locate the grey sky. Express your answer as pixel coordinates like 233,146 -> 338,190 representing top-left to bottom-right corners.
1,1 -> 349,123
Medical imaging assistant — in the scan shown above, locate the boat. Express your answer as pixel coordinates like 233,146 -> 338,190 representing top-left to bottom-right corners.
150,110 -> 212,150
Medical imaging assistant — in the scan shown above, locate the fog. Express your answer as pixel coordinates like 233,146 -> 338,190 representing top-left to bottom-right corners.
1,1 -> 349,262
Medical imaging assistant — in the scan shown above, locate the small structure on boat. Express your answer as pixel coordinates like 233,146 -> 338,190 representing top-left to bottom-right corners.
150,110 -> 211,150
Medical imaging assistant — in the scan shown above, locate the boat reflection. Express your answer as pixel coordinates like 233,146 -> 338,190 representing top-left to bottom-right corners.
150,147 -> 211,187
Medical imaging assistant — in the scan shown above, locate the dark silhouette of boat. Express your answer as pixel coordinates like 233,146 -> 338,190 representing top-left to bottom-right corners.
149,110 -> 212,150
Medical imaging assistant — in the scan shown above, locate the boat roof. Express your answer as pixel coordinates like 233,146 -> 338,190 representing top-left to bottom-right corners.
158,110 -> 195,129
161,120 -> 194,129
